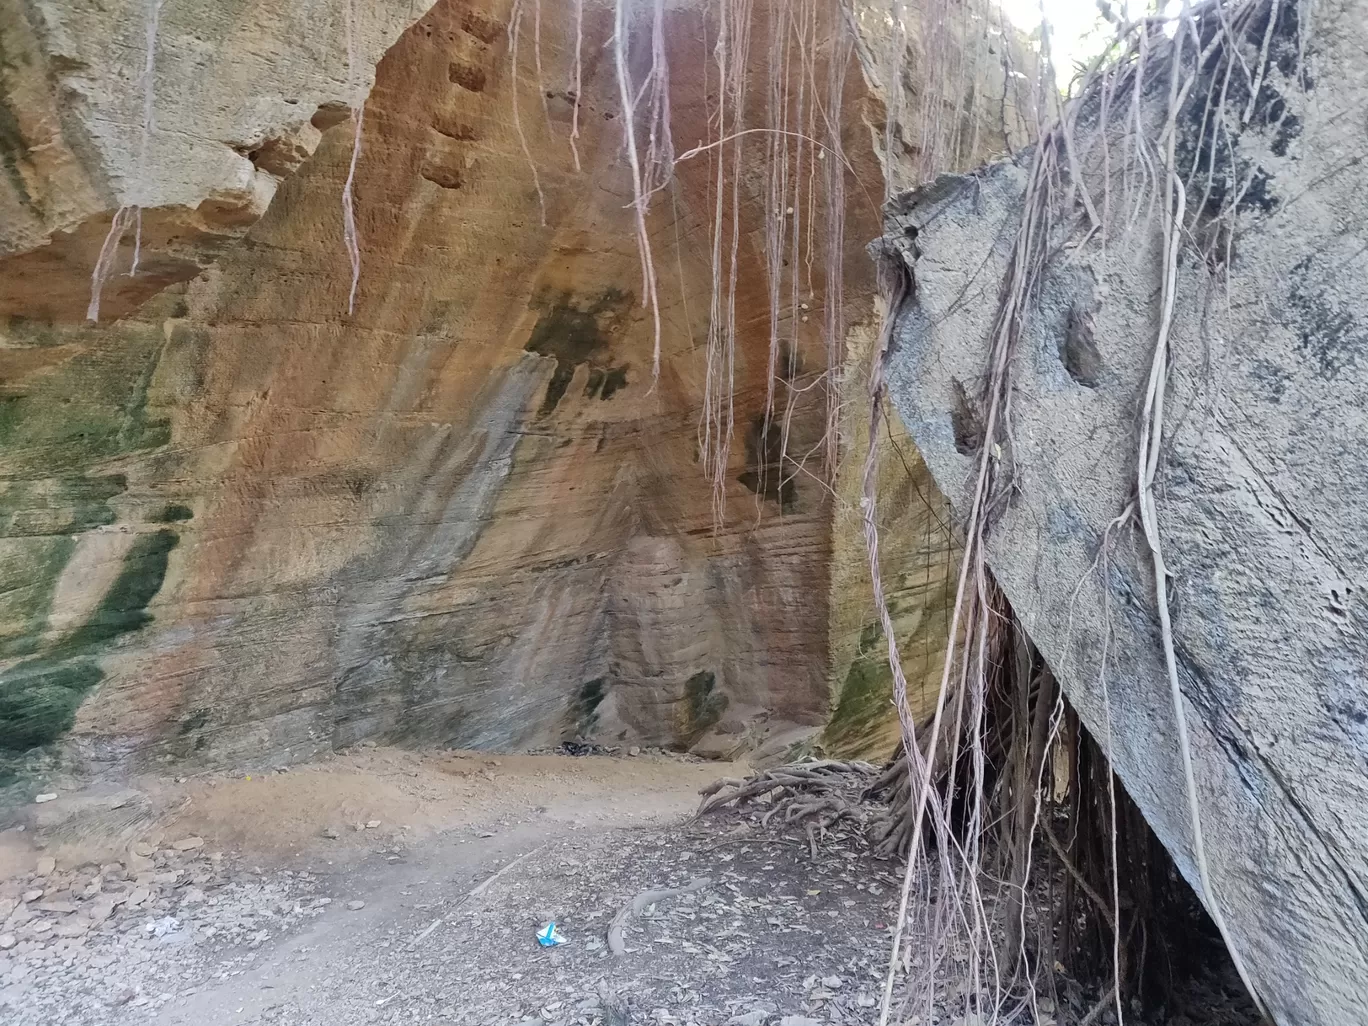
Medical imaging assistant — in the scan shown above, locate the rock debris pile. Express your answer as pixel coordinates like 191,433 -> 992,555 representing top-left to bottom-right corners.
0,838 -> 327,1022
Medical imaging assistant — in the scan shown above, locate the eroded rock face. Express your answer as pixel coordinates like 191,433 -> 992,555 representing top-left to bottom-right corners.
0,0 -> 1030,780
0,0 -> 858,772
0,0 -> 440,321
881,1 -> 1368,1021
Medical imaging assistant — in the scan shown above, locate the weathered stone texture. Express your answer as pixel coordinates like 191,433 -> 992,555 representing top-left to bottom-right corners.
882,2 -> 1368,1022
0,0 -> 441,321
0,0 -> 990,779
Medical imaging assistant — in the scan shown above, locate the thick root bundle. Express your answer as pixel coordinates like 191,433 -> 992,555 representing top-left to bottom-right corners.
697,758 -> 878,855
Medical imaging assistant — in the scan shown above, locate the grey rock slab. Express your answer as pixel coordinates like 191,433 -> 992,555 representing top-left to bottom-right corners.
879,3 -> 1368,1022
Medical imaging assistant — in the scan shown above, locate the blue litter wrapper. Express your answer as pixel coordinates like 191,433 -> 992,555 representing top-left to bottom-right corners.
536,921 -> 569,947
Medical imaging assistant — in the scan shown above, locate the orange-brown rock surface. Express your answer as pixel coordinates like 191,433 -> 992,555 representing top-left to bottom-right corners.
0,0 -> 1022,779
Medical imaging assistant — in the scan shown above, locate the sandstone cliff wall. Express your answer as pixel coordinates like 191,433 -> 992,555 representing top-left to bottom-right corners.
0,0 -> 440,321
0,0 -> 1033,781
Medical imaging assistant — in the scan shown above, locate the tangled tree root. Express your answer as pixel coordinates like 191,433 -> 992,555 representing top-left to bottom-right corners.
861,756 -> 916,859
696,752 -> 943,861
697,758 -> 913,857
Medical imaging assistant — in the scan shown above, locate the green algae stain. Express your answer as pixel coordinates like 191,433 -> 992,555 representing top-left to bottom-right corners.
0,529 -> 178,753
571,677 -> 606,737
0,321 -> 169,475
824,653 -> 894,757
823,622 -> 895,759
0,537 -> 76,659
0,475 -> 125,537
0,658 -> 103,752
66,530 -> 178,650
0,317 -> 179,756
680,670 -> 728,746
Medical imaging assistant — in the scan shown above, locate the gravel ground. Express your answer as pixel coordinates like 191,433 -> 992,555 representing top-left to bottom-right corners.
0,753 -> 1258,1026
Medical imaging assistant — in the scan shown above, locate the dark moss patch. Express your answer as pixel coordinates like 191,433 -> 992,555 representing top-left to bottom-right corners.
858,621 -> 881,650
571,677 -> 606,737
0,396 -> 25,442
1060,305 -> 1103,387
584,368 -> 606,399
950,378 -> 983,455
152,503 -> 194,523
737,413 -> 797,511
681,670 -> 728,745
825,652 -> 893,756
66,529 -> 177,649
599,366 -> 628,401
1173,1 -> 1312,226
524,289 -> 633,415
0,537 -> 76,659
0,658 -> 103,752
1287,254 -> 1368,380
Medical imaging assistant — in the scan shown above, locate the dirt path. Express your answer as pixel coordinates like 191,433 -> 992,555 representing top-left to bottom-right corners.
0,749 -> 1253,1026
2,749 -> 787,1025
140,813 -> 905,1026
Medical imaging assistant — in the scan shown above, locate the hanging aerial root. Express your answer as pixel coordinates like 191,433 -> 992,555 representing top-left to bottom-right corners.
87,0 -> 163,322
341,106 -> 364,316
341,0 -> 364,314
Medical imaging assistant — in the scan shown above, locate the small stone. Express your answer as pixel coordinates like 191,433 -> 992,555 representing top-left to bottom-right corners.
820,975 -> 843,989
35,900 -> 77,914
347,900 -> 365,911
0,934 -> 14,950
181,888 -> 206,905
172,836 -> 204,852
30,920 -> 53,935
87,898 -> 116,924
34,793 -> 57,803
364,820 -> 381,830
34,856 -> 56,877
132,842 -> 156,858
322,827 -> 340,839
628,746 -> 641,757
856,994 -> 876,1008
54,920 -> 89,939
22,889 -> 42,903
778,1018 -> 821,1026
82,876 -> 103,898
125,886 -> 152,907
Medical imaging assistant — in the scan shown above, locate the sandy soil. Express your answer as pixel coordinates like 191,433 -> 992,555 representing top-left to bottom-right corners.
0,747 -> 743,875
